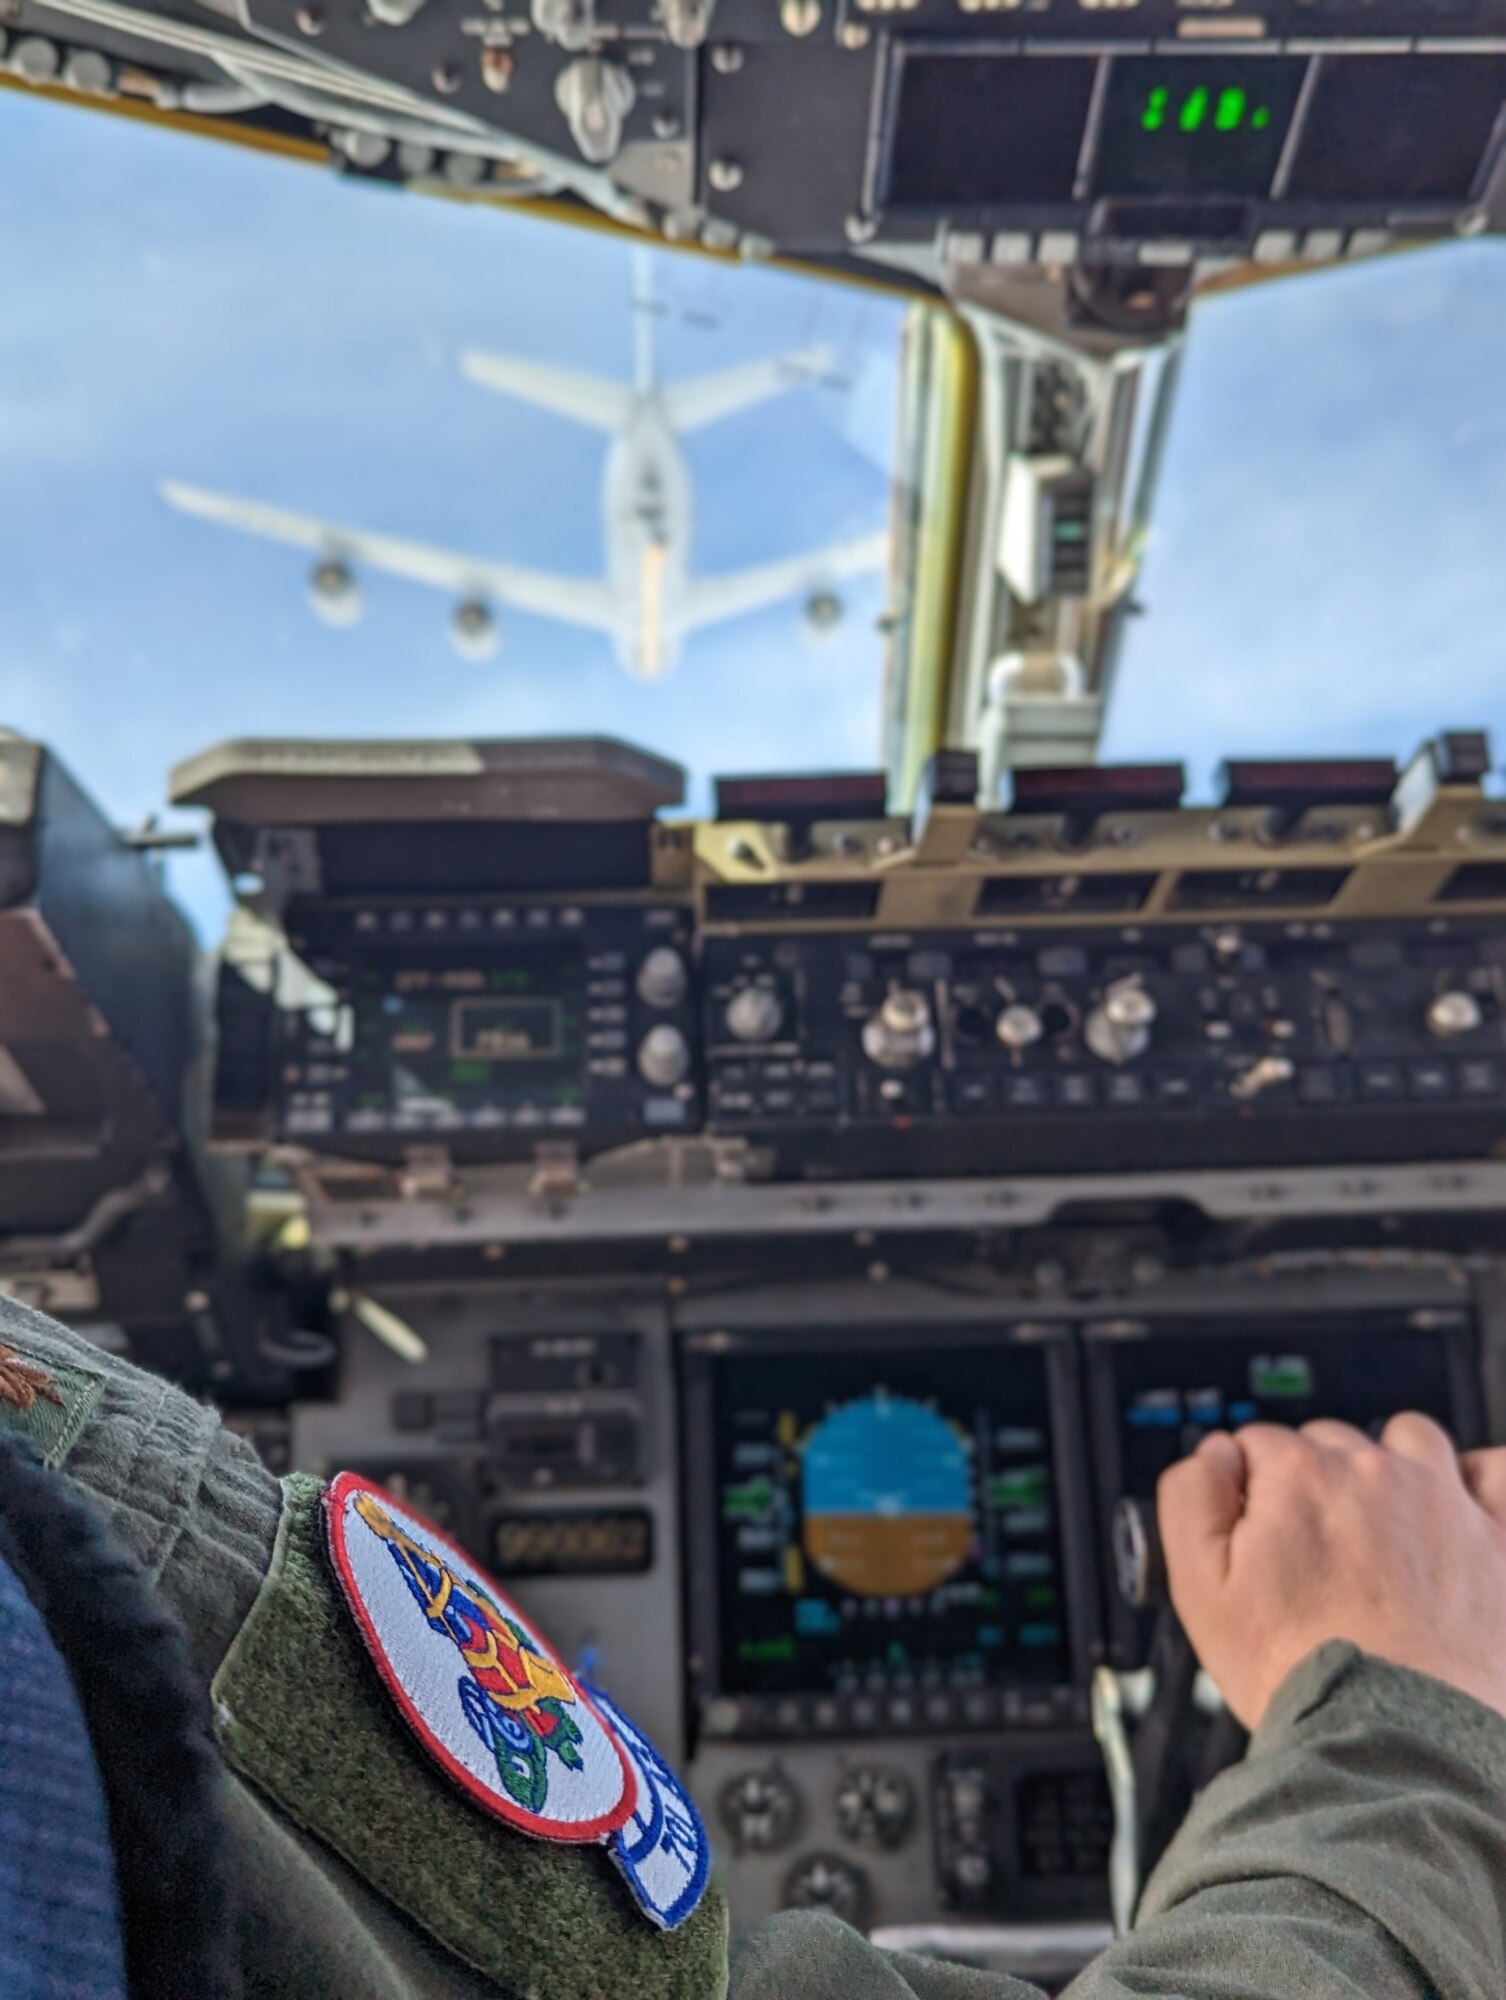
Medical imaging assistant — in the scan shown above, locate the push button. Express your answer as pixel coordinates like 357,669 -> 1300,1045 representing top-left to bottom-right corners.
1298,1064 -> 1351,1104
1053,1073 -> 1096,1108
1460,1059 -> 1502,1097
1104,1072 -> 1147,1106
1407,1061 -> 1453,1100
1357,1061 -> 1404,1101
1003,1075 -> 1048,1109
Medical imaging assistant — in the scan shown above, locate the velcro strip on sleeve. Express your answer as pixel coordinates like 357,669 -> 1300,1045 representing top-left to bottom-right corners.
211,1474 -> 728,2000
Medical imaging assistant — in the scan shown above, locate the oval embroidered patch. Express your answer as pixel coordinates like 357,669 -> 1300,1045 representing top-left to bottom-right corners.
323,1471 -> 635,1843
584,1681 -> 711,1931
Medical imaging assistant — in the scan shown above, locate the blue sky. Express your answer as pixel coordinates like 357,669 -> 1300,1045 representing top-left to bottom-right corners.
0,93 -> 899,935
1104,238 -> 1506,791
2,88 -> 1504,942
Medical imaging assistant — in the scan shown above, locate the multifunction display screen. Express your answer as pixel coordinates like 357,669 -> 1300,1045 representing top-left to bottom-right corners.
1101,1321 -> 1465,1502
347,948 -> 588,1129
705,1339 -> 1071,1699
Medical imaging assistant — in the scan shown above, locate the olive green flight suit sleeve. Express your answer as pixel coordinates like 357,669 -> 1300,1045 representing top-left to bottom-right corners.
734,1641 -> 1506,2000
0,1300 -> 730,2000
1070,1640 -> 1506,2000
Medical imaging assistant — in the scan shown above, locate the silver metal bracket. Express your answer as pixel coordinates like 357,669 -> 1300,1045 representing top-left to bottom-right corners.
399,1145 -> 456,1201
528,1141 -> 584,1203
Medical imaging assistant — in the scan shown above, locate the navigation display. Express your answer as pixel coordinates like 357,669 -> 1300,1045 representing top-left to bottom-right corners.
1098,1320 -> 1468,1504
346,948 -> 588,1131
1088,1313 -> 1476,1663
700,1337 -> 1072,1700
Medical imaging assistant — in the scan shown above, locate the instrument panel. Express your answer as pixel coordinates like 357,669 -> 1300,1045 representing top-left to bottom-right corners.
9,0 -> 1506,290
197,734 -> 1506,1189
271,901 -> 699,1156
702,917 -> 1506,1178
233,902 -> 1506,1179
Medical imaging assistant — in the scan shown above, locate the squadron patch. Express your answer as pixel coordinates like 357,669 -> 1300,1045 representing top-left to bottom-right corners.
584,1681 -> 711,1931
323,1471 -> 634,1843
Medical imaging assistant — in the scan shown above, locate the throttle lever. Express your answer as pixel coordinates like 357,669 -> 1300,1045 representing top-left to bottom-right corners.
1095,1493 -> 1244,1931
1112,1494 -> 1168,1611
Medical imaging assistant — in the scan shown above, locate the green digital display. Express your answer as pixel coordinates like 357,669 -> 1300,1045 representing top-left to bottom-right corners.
1139,85 -> 1273,137
1093,57 -> 1308,201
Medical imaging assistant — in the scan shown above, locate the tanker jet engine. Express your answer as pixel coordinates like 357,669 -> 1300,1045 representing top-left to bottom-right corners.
161,257 -> 887,681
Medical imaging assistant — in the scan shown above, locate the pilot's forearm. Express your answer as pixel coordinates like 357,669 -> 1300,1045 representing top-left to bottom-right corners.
1063,1640 -> 1506,2000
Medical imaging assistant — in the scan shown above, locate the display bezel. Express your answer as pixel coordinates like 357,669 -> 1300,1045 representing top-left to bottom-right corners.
1084,1308 -> 1483,1665
868,43 -> 1506,231
267,896 -> 698,1163
680,1319 -> 1100,1732
872,46 -> 1100,216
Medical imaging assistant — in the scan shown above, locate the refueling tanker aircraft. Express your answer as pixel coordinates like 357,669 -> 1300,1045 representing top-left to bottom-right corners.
160,253 -> 887,682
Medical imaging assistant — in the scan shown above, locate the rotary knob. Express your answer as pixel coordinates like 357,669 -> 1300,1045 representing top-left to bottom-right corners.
834,1765 -> 915,1850
637,1023 -> 691,1088
782,1852 -> 871,1929
1427,989 -> 1484,1039
950,1849 -> 992,1894
861,988 -> 935,1070
719,1767 -> 801,1854
531,0 -> 596,48
1084,978 -> 1157,1066
636,946 -> 687,1010
726,984 -> 785,1044
995,1002 -> 1043,1052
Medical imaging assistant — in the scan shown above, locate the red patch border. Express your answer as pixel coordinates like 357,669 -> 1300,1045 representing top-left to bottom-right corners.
323,1469 -> 636,1844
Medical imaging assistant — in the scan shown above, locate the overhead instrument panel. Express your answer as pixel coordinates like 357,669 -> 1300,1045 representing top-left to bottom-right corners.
241,0 -> 703,202
5,0 -> 1506,293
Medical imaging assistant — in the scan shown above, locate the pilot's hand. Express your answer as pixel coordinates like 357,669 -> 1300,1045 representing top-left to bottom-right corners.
1157,1412 -> 1506,1731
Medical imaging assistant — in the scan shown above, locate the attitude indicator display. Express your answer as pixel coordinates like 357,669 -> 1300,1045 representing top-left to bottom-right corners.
704,1339 -> 1072,1702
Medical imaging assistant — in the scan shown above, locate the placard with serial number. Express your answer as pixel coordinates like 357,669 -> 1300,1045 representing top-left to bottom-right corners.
491,1507 -> 655,1579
